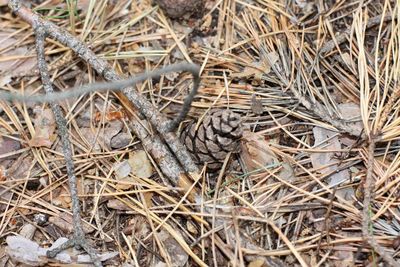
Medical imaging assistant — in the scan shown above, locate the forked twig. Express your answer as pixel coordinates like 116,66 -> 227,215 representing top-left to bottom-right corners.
34,25 -> 101,266
7,0 -> 201,265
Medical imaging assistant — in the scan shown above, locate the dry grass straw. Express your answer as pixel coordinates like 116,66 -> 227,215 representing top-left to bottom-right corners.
1,0 -> 400,266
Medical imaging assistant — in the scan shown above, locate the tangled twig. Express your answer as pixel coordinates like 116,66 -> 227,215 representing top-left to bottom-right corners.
7,0 -> 203,265
8,0 -> 199,177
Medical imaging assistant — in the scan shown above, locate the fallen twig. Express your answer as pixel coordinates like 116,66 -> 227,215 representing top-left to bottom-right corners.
362,138 -> 399,267
34,25 -> 101,266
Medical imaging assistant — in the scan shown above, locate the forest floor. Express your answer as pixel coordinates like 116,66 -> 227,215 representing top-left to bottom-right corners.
0,0 -> 400,266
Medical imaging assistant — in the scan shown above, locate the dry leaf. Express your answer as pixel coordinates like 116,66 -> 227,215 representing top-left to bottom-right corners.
94,110 -> 126,122
110,132 -> 132,149
123,216 -> 151,237
232,52 -> 279,83
53,189 -> 72,208
263,51 -> 280,73
114,160 -> 132,180
80,120 -> 122,151
107,198 -> 130,210
310,126 -> 341,173
0,135 -> 21,162
231,63 -> 263,80
128,150 -> 154,179
338,103 -> 363,146
278,162 -> 295,182
340,52 -> 355,69
29,108 -> 56,148
186,220 -> 198,235
114,160 -> 139,190
143,192 -> 153,208
240,131 -> 279,173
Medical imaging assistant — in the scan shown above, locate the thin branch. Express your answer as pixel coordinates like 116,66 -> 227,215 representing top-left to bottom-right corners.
34,25 -> 101,267
362,138 -> 399,267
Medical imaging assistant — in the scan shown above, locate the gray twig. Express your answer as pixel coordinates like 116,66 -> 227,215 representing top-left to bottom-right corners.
362,139 -> 399,267
34,25 -> 101,267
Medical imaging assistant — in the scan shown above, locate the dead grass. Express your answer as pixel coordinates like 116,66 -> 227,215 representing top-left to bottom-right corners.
0,0 -> 400,266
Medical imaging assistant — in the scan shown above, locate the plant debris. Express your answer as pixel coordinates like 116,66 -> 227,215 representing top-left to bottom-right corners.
1,0 -> 400,266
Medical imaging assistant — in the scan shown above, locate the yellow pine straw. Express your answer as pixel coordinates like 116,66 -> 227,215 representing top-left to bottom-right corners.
121,232 -> 140,266
105,187 -> 207,267
3,0 -> 400,265
241,229 -> 393,256
226,187 -> 308,267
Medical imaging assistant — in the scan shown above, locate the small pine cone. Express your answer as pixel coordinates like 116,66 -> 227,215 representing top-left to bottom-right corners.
154,0 -> 204,18
181,110 -> 243,171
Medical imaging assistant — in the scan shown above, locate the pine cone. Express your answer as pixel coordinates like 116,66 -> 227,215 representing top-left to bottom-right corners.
154,0 -> 204,18
181,110 -> 243,171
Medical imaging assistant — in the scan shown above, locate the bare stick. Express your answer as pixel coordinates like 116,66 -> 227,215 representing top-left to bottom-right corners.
362,139 -> 399,267
34,25 -> 101,266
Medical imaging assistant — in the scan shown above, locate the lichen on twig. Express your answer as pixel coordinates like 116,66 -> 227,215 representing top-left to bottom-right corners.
34,24 -> 102,267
